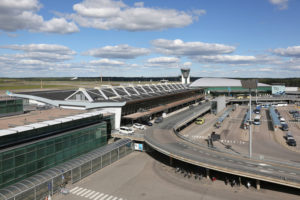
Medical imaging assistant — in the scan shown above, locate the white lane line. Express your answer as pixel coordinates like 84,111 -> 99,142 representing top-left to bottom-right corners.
73,188 -> 84,195
267,168 -> 274,171
99,194 -> 109,200
81,189 -> 92,196
69,186 -> 79,193
106,195 -> 114,200
89,192 -> 99,199
85,191 -> 96,198
71,187 -> 82,194
77,188 -> 87,196
94,193 -> 104,200
289,172 -> 296,175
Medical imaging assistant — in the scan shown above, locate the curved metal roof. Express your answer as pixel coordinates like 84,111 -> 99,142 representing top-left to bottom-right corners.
190,78 -> 270,87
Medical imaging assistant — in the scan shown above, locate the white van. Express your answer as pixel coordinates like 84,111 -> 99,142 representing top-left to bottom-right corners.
253,115 -> 261,125
119,126 -> 134,135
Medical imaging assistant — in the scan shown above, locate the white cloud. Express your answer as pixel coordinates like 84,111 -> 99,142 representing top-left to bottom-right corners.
71,0 -> 204,31
0,0 -> 79,34
147,57 -> 180,64
269,0 -> 288,10
0,44 -> 76,62
152,39 -> 235,56
83,44 -> 150,59
0,43 -> 76,76
89,58 -> 124,66
1,44 -> 76,54
272,46 -> 300,57
183,62 -> 192,67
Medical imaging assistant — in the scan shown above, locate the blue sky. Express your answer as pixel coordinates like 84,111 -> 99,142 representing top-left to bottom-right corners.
0,0 -> 299,78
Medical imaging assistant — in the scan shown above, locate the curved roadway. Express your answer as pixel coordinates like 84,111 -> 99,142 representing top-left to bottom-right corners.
144,103 -> 300,189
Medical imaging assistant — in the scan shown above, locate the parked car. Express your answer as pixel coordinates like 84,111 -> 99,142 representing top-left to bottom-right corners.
281,123 -> 288,131
133,123 -> 145,130
289,110 -> 298,114
285,131 -> 293,139
195,117 -> 205,125
287,138 -> 297,146
142,121 -> 153,126
119,126 -> 134,135
154,117 -> 163,123
279,117 -> 285,123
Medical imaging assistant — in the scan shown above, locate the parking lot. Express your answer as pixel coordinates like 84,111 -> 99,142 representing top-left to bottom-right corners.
181,104 -> 300,163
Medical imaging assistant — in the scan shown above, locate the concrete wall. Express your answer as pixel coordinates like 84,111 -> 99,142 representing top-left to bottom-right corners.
211,96 -> 226,114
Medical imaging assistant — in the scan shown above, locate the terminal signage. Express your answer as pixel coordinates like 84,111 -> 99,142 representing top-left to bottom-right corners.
272,85 -> 285,95
134,143 -> 143,151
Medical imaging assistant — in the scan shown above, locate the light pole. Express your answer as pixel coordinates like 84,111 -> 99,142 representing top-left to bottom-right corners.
249,88 -> 252,158
241,79 -> 258,158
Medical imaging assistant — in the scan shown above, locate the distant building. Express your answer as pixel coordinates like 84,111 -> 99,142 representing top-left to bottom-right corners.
190,77 -> 271,96
181,68 -> 190,84
0,97 -> 23,117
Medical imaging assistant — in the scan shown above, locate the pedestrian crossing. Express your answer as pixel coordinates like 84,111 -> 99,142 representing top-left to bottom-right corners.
69,187 -> 124,200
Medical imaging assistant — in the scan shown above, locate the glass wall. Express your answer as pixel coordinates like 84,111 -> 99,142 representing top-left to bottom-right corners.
0,122 -> 107,188
0,99 -> 23,116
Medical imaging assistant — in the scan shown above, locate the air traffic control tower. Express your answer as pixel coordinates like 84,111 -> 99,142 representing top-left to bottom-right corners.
181,67 -> 190,85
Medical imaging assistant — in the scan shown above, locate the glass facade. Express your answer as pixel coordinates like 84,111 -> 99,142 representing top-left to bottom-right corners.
0,99 -> 23,116
0,122 -> 107,188
0,114 -> 104,148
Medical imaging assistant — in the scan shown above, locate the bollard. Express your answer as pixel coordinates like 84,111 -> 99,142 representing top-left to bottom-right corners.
256,179 -> 260,190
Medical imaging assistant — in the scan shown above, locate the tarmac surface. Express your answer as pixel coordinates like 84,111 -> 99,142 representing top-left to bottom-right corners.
54,151 -> 299,200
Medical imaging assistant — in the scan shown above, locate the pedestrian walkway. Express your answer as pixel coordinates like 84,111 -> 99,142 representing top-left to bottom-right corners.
69,187 -> 125,200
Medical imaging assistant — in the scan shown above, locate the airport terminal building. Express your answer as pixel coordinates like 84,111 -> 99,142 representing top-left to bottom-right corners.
190,78 -> 271,96
8,83 -> 205,127
0,108 -> 112,189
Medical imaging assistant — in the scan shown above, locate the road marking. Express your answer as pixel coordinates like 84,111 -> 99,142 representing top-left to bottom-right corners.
289,172 -> 296,175
70,186 -> 79,193
89,192 -> 99,199
99,194 -> 109,200
111,198 -> 118,200
94,193 -> 104,200
85,191 -> 96,198
106,196 -> 114,200
77,188 -> 87,195
73,188 -> 84,195
81,189 -> 92,196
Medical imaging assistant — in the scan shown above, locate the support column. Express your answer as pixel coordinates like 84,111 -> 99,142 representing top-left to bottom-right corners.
256,179 -> 260,190
206,168 -> 210,179
169,157 -> 173,166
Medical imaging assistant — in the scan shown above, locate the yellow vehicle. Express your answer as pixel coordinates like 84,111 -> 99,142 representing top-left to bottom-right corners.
237,96 -> 244,99
195,117 -> 205,125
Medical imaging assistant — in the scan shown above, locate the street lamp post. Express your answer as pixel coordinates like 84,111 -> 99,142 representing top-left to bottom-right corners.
241,79 -> 258,158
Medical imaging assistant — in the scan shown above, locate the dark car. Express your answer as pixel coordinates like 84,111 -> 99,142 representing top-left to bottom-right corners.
289,110 -> 298,114
154,117 -> 163,123
287,138 -> 297,146
281,123 -> 288,131
143,121 -> 153,126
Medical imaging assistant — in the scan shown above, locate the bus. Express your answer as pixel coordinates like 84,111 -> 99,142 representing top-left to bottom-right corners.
253,115 -> 261,125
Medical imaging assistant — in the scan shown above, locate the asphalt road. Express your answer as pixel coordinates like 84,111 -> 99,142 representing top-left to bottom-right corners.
55,152 -> 299,200
144,103 -> 300,189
